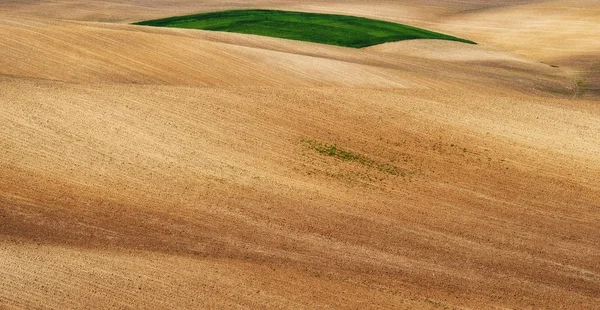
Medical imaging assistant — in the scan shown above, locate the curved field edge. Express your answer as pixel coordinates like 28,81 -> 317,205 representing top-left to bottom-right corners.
132,9 -> 476,48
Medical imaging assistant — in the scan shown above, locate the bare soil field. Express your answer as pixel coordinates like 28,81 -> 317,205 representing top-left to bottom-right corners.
1,1 -> 599,309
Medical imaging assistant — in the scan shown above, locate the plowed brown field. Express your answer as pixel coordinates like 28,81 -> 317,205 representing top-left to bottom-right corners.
1,1 -> 599,309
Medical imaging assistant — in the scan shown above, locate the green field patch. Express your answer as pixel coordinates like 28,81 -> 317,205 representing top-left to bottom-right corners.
133,9 -> 475,48
304,139 -> 401,176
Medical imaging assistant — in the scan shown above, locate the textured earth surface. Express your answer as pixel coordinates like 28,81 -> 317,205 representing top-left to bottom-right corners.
1,1 -> 599,309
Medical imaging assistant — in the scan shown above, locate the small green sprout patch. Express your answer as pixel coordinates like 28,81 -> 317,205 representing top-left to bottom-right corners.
303,139 -> 401,176
575,79 -> 588,97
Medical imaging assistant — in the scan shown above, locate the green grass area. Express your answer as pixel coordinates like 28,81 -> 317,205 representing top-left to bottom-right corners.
133,9 -> 475,48
303,139 -> 401,176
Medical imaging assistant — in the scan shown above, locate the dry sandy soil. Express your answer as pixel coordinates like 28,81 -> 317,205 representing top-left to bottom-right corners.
1,1 -> 599,309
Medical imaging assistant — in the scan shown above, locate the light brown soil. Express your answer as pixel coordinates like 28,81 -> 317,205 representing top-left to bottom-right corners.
1,1 -> 599,309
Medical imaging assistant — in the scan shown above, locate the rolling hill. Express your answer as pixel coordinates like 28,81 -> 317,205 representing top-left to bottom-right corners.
1,0 -> 599,309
